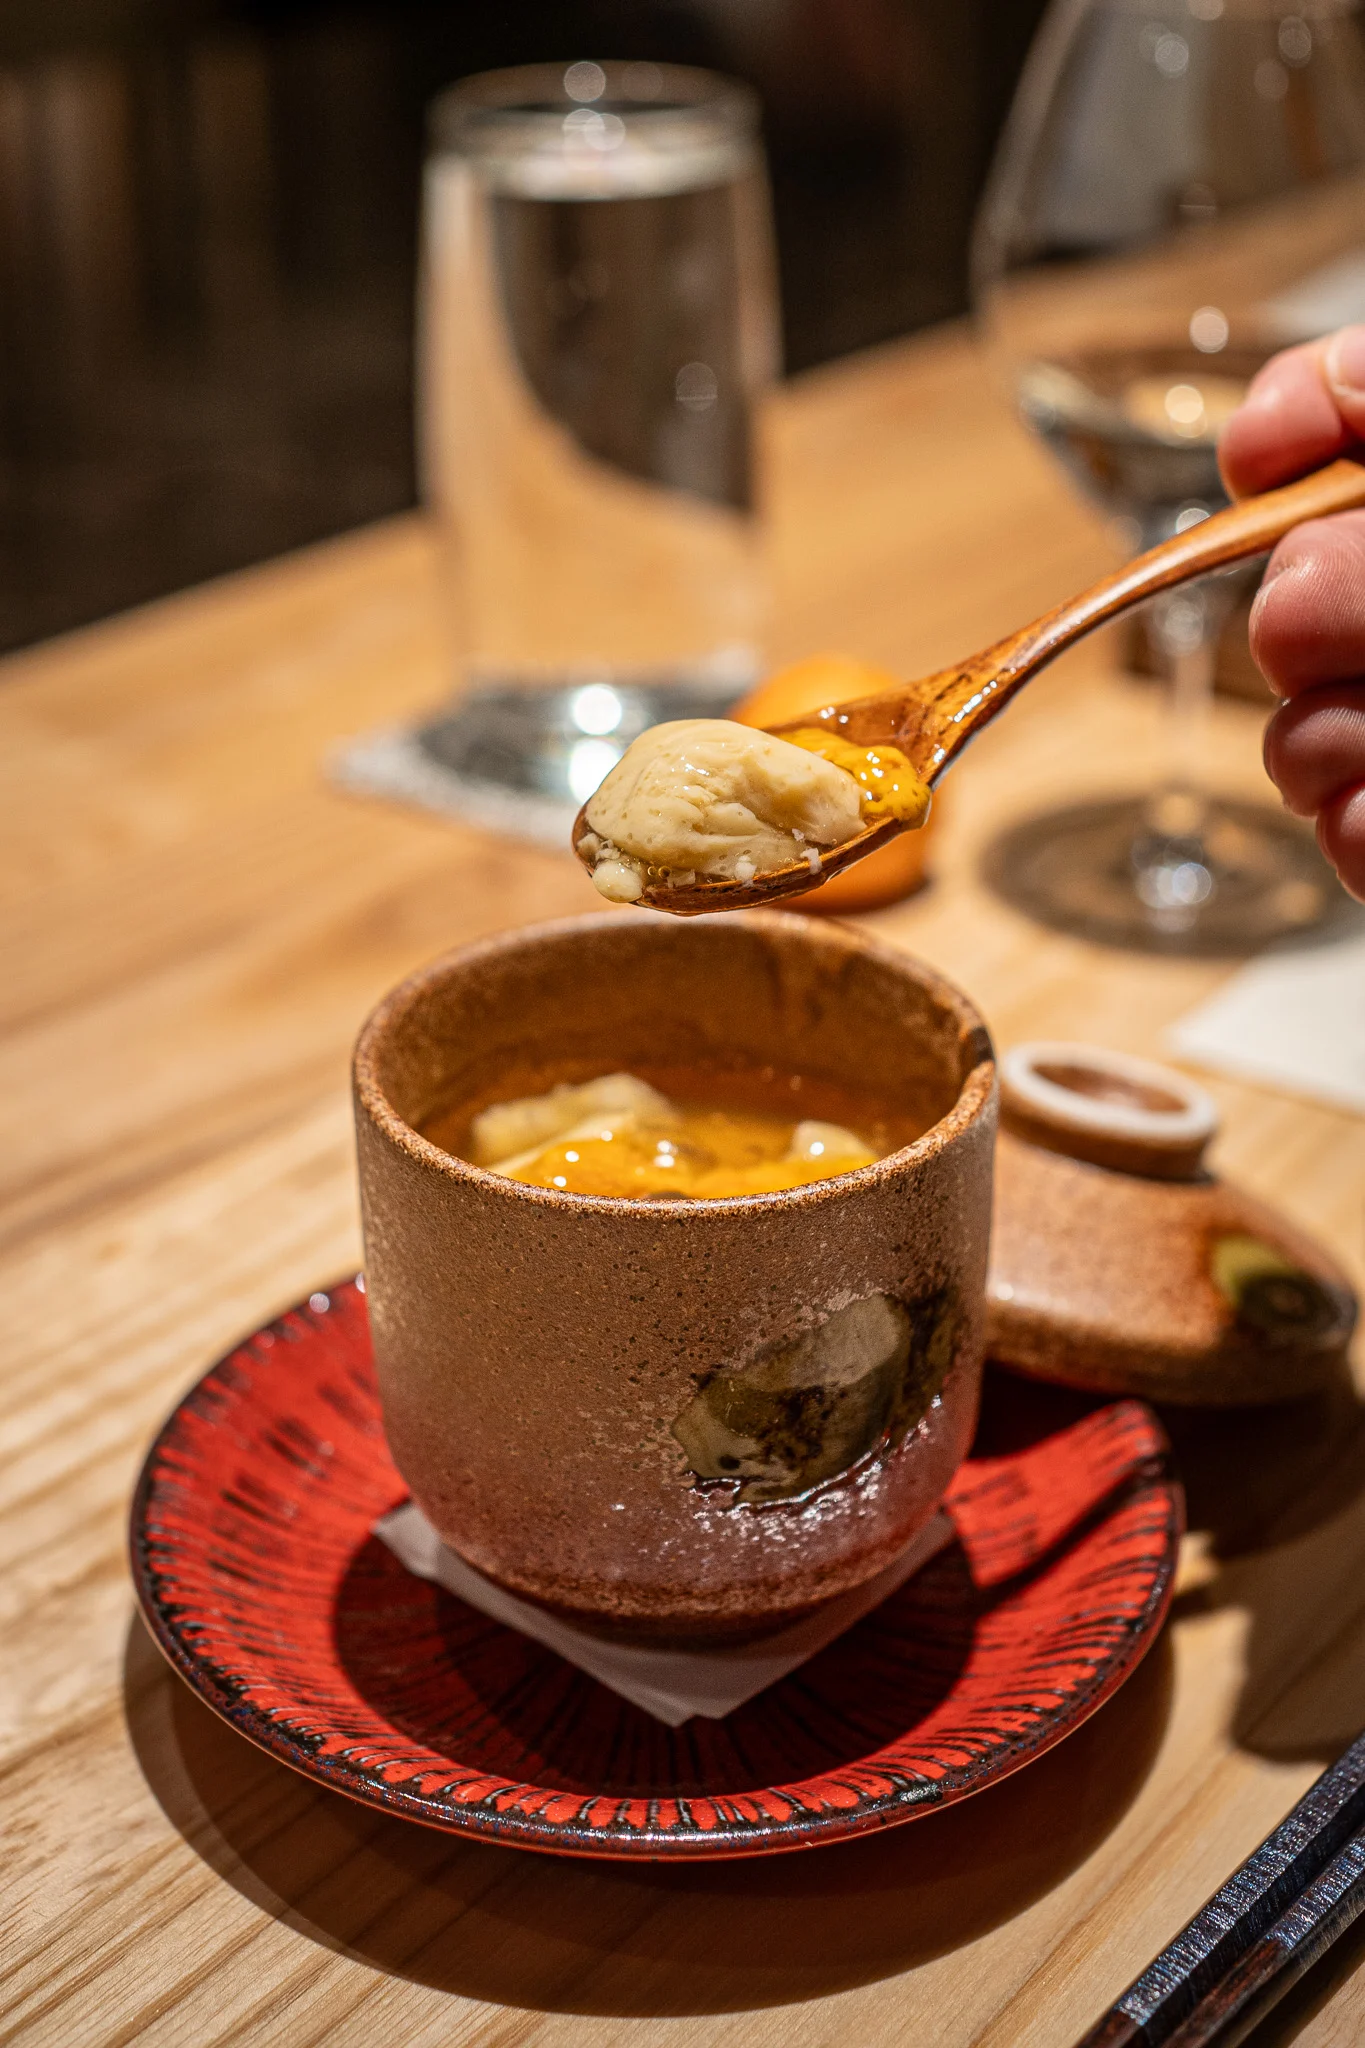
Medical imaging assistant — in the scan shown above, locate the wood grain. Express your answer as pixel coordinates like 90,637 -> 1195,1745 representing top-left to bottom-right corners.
2,321 -> 1364,2048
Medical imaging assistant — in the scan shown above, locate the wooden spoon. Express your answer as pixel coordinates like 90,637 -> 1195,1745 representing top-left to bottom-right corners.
571,456 -> 1365,914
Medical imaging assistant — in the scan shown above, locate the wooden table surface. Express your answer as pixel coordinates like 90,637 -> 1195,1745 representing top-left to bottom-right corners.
4,325 -> 1365,2048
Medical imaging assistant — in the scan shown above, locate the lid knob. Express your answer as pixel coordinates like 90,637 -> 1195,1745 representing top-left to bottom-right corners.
999,1041 -> 1218,1181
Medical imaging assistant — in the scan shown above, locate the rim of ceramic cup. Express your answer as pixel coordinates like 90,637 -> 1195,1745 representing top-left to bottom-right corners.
353,910 -> 996,1217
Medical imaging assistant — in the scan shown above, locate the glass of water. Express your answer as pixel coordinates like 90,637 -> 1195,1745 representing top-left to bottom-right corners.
418,60 -> 779,838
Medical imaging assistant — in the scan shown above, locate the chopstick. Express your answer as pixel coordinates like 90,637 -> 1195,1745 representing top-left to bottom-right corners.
1072,1732 -> 1365,2048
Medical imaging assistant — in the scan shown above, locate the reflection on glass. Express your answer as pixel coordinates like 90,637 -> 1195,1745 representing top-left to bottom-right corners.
569,683 -> 624,735
567,737 -> 624,804
418,61 -> 779,834
975,0 -> 1365,951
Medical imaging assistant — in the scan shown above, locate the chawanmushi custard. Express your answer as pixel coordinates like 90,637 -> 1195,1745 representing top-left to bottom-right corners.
421,1065 -> 924,1200
580,719 -> 932,902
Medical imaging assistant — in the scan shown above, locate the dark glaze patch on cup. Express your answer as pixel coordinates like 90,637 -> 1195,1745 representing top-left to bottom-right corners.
672,1286 -> 960,1506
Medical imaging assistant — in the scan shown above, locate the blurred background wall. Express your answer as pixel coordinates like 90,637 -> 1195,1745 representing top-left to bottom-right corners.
0,0 -> 1048,652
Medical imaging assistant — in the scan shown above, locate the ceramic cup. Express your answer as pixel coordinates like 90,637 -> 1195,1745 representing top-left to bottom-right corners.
353,910 -> 996,1644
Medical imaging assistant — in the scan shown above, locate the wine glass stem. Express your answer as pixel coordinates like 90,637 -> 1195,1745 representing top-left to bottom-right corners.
1145,582 -> 1219,841
1129,580 -> 1230,924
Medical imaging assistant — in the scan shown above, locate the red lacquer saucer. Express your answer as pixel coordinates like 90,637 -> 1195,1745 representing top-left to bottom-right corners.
130,1278 -> 1181,1861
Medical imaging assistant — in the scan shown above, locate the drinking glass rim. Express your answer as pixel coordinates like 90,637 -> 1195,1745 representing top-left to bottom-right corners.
430,60 -> 759,158
1091,0 -> 1357,17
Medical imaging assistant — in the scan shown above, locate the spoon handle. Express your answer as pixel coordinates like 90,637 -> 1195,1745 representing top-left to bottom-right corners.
915,456 -> 1365,779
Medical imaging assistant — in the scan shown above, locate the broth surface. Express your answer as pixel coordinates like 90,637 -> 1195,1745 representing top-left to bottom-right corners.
421,1063 -> 925,1200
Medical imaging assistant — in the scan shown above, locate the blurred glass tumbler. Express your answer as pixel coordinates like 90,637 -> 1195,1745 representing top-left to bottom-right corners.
419,62 -> 779,827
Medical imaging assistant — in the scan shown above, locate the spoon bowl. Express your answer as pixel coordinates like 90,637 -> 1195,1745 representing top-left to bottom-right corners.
572,456 -> 1365,913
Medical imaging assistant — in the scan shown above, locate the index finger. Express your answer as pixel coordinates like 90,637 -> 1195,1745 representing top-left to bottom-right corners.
1218,337 -> 1357,498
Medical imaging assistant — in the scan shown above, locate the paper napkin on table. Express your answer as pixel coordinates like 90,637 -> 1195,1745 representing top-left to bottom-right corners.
374,1499 -> 954,1727
1168,923 -> 1365,1115
1261,251 -> 1365,345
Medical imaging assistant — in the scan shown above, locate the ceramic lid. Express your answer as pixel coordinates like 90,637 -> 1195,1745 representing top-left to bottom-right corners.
998,1041 -> 1218,1181
988,1041 -> 1357,1405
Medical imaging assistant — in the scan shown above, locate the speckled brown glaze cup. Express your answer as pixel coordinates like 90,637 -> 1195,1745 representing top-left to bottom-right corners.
353,911 -> 996,1645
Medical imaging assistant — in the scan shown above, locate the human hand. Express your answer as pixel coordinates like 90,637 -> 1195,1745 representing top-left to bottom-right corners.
1220,328 -> 1365,900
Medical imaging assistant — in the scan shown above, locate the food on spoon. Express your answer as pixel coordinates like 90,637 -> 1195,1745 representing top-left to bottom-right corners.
733,654 -> 939,913
579,717 -> 930,903
446,1070 -> 884,1198
581,720 -> 860,904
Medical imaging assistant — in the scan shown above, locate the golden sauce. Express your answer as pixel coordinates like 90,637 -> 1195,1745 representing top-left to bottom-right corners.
422,1065 -> 922,1200
784,729 -> 931,828
501,1103 -> 873,1198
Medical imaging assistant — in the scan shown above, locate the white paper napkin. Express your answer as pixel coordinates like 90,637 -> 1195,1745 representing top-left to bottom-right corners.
1168,924 -> 1365,1116
374,1500 -> 955,1727
1261,251 -> 1365,345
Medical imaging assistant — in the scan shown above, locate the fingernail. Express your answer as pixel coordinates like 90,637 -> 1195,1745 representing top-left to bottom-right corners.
1248,561 -> 1300,684
1251,556 -> 1296,612
1326,326 -> 1365,394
